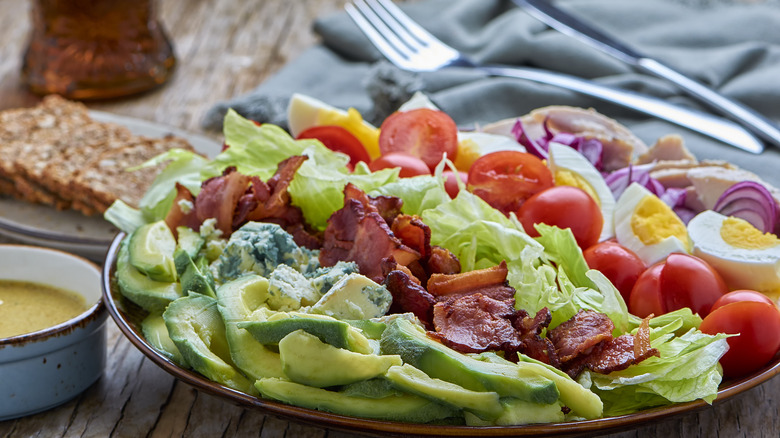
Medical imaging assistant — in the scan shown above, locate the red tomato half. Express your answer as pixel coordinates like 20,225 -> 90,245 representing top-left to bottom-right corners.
629,253 -> 728,318
468,151 -> 553,215
660,253 -> 728,318
297,125 -> 370,170
584,241 -> 646,302
629,263 -> 665,318
442,170 -> 467,199
700,301 -> 780,378
711,289 -> 776,312
517,186 -> 603,249
378,108 -> 458,171
368,153 -> 431,177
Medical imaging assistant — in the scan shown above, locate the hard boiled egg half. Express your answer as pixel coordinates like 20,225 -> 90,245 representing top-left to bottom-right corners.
688,210 -> 780,302
287,93 -> 380,158
614,182 -> 691,265
547,142 -> 615,241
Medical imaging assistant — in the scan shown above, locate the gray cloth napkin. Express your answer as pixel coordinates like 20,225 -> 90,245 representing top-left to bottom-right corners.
202,0 -> 780,185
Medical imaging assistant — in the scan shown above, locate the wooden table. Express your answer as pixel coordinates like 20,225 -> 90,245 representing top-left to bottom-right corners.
0,0 -> 778,436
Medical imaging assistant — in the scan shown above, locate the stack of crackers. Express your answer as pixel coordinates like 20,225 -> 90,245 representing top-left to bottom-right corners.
0,95 -> 196,216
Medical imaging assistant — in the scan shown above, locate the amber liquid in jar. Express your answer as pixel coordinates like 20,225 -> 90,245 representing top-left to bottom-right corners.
22,0 -> 176,100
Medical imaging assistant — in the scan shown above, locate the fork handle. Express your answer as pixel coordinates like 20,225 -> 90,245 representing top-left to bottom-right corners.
480,64 -> 764,154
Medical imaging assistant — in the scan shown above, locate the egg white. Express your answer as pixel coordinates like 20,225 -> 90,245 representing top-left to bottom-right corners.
547,142 -> 615,241
688,210 -> 780,296
614,182 -> 690,265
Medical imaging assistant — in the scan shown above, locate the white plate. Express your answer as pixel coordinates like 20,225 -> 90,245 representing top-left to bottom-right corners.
0,111 -> 221,261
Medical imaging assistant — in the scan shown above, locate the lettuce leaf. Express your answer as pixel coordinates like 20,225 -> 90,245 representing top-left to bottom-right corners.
370,174 -> 450,217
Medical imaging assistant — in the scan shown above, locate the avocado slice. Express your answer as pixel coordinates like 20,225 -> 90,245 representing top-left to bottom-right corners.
238,312 -> 373,354
141,311 -> 188,367
116,239 -> 182,313
214,275 -> 284,380
464,397 -> 565,426
177,226 -> 205,258
279,329 -> 401,388
128,220 -> 178,282
255,377 -> 460,423
384,364 -> 502,421
164,294 -> 256,395
380,318 -> 559,405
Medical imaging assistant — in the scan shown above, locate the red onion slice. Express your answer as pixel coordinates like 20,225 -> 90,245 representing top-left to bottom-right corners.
713,181 -> 778,233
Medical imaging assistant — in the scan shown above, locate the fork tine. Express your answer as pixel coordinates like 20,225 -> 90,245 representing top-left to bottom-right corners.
347,1 -> 414,66
371,0 -> 443,49
362,0 -> 426,51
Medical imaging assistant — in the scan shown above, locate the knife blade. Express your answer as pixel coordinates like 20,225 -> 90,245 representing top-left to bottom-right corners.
513,0 -> 780,152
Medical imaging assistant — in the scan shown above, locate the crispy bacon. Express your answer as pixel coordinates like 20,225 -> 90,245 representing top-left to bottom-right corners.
164,183 -> 200,236
548,309 -> 614,363
508,308 -> 558,366
195,168 -> 251,236
320,184 -> 419,282
427,261 -> 508,298
384,269 -> 436,327
425,246 -> 461,276
369,195 -> 404,226
431,293 -> 522,353
391,214 -> 431,259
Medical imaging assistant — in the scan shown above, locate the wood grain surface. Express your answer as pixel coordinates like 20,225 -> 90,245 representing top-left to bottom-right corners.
0,0 -> 778,437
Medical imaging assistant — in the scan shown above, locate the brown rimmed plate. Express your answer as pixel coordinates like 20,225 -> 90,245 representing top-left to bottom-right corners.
102,232 -> 780,437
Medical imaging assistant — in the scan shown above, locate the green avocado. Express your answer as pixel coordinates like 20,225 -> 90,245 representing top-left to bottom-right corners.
214,275 -> 284,380
464,397 -> 565,426
116,239 -> 182,313
384,364 -> 502,421
238,312 -> 373,354
164,293 -> 256,395
128,220 -> 178,282
379,318 -> 559,405
141,311 -> 188,367
255,377 -> 460,423
177,226 -> 205,258
278,329 -> 401,388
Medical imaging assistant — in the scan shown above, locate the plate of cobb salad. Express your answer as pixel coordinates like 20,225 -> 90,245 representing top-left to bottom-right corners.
101,92 -> 780,436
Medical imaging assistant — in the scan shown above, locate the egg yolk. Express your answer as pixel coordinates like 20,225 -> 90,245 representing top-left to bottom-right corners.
318,107 -> 380,159
454,138 -> 481,171
554,170 -> 600,206
630,195 -> 689,247
721,216 -> 780,250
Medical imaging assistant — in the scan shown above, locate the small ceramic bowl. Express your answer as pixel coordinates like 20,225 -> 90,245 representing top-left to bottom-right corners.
0,244 -> 107,421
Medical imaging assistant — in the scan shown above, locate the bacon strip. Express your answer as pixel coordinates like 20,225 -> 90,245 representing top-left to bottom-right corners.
425,246 -> 461,276
548,309 -> 614,363
195,168 -> 251,236
427,261 -> 508,297
320,184 -> 419,282
384,269 -> 436,327
431,293 -> 521,353
391,214 -> 431,259
164,182 -> 200,236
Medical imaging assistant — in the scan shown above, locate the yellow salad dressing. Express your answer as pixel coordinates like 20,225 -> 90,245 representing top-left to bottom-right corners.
0,280 -> 87,338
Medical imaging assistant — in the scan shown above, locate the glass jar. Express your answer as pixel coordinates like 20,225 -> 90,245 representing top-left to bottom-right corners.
21,0 -> 176,100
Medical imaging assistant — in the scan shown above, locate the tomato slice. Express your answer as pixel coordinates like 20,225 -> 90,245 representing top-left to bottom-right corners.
442,170 -> 468,199
584,241 -> 646,302
378,108 -> 458,171
297,125 -> 370,170
659,253 -> 727,318
700,301 -> 780,378
467,151 -> 553,215
517,185 -> 603,249
368,153 -> 431,177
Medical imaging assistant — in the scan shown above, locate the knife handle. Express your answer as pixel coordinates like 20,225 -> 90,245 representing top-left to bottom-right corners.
481,64 -> 764,154
638,58 -> 780,149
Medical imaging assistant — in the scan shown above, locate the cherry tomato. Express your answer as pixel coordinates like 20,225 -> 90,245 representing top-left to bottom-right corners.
368,153 -> 431,177
297,125 -> 370,171
584,241 -> 646,302
660,253 -> 728,318
628,253 -> 728,318
442,170 -> 467,199
467,151 -> 553,215
517,186 -> 603,249
629,263 -> 665,318
378,108 -> 458,171
700,300 -> 780,378
711,290 -> 776,312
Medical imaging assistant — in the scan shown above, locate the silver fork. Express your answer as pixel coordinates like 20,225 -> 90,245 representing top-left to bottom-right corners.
345,0 -> 764,154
